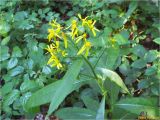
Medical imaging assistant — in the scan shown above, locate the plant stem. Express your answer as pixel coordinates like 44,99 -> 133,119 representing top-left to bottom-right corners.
82,55 -> 98,79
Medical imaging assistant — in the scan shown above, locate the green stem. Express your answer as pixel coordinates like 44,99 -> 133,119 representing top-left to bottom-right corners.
82,55 -> 98,79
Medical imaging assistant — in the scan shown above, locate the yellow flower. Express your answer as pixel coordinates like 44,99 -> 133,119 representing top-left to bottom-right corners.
77,41 -> 91,57
47,55 -> 62,69
45,44 -> 57,56
62,32 -> 68,48
48,29 -> 55,42
49,19 -> 59,28
47,28 -> 61,42
86,20 -> 99,36
75,33 -> 87,43
48,19 -> 62,42
78,14 -> 88,26
71,20 -> 78,39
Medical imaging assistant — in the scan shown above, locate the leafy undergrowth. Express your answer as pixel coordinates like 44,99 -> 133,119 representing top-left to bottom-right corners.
0,0 -> 159,120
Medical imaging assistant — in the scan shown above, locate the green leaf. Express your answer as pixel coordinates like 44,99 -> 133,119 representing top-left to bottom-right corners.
97,68 -> 130,94
131,59 -> 147,69
106,45 -> 119,70
2,82 -> 13,96
145,66 -> 157,76
81,96 -> 99,112
25,78 -> 87,111
12,46 -> 23,57
55,107 -> 96,120
115,97 -> 160,117
25,80 -> 62,110
104,78 -> 120,105
1,36 -> 10,45
48,59 -> 83,115
0,21 -> 10,36
132,45 -> 146,57
42,66 -> 51,75
7,58 -> 18,69
14,11 -> 28,21
114,34 -> 128,45
138,79 -> 150,89
96,96 -> 105,120
9,66 -> 24,77
144,50 -> 158,62
26,60 -> 84,110
0,46 -> 10,61
122,1 -> 137,25
18,20 -> 34,30
20,80 -> 40,93
153,37 -> 160,45
3,90 -> 20,106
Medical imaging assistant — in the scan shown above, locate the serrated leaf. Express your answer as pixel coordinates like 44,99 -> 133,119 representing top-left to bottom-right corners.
3,90 -> 20,106
42,66 -> 51,74
20,80 -> 40,93
0,46 -> 10,61
115,97 -> 160,118
48,59 -> 83,115
12,46 -> 22,57
55,107 -> 96,120
7,58 -> 18,69
9,66 -> 24,77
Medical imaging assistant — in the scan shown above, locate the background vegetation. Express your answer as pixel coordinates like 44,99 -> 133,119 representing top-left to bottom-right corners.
0,0 -> 159,119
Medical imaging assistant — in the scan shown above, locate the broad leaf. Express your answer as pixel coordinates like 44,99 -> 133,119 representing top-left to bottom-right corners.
25,80 -> 62,109
7,58 -> 18,69
55,107 -> 96,120
12,46 -> 23,57
9,66 -> 24,77
96,96 -> 105,120
26,78 -> 88,111
106,45 -> 119,70
115,97 -> 159,118
132,45 -> 146,58
48,59 -> 83,115
0,46 -> 10,61
153,37 -> 160,45
97,68 -> 130,94
104,79 -> 120,105
26,60 -> 84,111
131,59 -> 147,69
81,96 -> 99,112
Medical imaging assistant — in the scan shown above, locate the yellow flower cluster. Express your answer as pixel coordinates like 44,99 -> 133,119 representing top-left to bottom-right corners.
46,20 -> 68,69
78,14 -> 99,36
46,14 -> 99,69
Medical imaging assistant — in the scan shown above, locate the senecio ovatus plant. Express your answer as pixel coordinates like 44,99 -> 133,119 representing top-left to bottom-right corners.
46,14 -> 99,69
